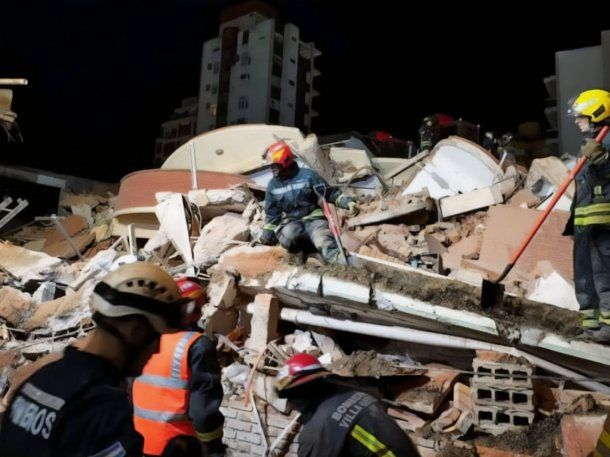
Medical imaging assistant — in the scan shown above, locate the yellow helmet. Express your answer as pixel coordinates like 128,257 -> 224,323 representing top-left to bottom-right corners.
568,89 -> 610,123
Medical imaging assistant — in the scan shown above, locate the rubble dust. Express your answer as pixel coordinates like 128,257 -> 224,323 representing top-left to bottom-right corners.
476,414 -> 562,457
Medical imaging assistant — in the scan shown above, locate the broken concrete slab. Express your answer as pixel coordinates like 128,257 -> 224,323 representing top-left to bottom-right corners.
206,269 -> 238,310
329,147 -> 373,183
245,294 -> 279,355
464,205 -> 572,284
391,363 -> 460,415
560,414 -> 606,457
0,286 -> 31,326
217,245 -> 289,278
387,408 -> 426,432
439,185 -> 503,219
0,242 -> 62,282
403,137 -> 502,200
357,245 -> 405,266
112,169 -> 251,239
194,213 -> 250,268
161,124 -> 304,174
348,198 -> 429,228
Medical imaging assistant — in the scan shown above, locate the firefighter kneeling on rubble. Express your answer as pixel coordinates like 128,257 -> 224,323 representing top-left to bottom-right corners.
275,353 -> 420,457
566,89 -> 610,343
0,262 -> 189,457
259,141 -> 358,264
133,277 -> 225,457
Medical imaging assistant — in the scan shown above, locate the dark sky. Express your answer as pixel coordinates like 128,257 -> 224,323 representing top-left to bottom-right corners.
2,0 -> 610,182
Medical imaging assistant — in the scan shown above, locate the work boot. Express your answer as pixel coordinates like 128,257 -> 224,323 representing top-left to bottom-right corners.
575,325 -> 610,344
306,253 -> 326,267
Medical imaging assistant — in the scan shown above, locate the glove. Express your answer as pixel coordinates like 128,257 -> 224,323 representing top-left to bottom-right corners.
347,200 -> 359,217
259,229 -> 277,246
582,138 -> 607,164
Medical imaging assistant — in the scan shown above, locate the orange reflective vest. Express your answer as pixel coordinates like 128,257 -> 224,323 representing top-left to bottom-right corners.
133,331 -> 201,456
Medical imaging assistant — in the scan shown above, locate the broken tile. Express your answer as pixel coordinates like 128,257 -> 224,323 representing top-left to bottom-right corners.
560,414 -> 606,457
440,185 -> 503,219
206,269 -> 238,310
347,198 -> 429,228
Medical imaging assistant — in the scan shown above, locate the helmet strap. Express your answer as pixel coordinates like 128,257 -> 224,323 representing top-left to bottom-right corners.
95,318 -> 159,376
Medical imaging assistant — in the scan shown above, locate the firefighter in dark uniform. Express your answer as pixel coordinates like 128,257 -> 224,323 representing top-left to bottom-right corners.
567,89 -> 610,342
274,353 -> 420,457
0,262 -> 187,457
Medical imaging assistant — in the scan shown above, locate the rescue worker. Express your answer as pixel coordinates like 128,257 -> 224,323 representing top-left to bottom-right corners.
259,141 -> 358,264
274,353 -> 420,457
566,89 -> 610,342
0,262 -> 185,457
133,278 -> 225,457
418,117 -> 434,153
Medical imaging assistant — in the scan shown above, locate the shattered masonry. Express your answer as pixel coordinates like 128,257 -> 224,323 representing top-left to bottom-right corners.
0,125 -> 609,456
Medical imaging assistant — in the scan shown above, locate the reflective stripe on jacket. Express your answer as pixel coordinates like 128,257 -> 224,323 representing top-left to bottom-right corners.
133,331 -> 201,456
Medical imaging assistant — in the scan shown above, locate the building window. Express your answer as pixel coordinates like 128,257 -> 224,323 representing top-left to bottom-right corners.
272,61 -> 282,77
209,104 -> 217,116
240,73 -> 250,80
205,102 -> 210,109
242,30 -> 249,45
288,102 -> 294,108
271,85 -> 281,100
290,58 -> 296,64
269,108 -> 280,124
236,117 -> 247,123
213,47 -> 220,52
289,80 -> 295,86
207,63 -> 212,70
213,62 -> 219,74
211,85 -> 217,95
241,54 -> 251,66
238,96 -> 248,110
205,84 -> 211,91
291,36 -> 297,42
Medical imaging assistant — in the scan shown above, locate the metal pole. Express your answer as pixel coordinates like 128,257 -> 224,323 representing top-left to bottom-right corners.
190,142 -> 199,191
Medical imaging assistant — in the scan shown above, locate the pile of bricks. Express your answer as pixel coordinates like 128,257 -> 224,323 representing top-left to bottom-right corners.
220,397 -> 301,456
471,350 -> 535,435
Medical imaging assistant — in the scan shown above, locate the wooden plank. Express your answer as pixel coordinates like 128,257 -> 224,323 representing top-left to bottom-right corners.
439,185 -> 503,219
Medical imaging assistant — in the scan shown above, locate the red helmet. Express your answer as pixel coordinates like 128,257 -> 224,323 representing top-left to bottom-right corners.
175,277 -> 205,325
265,141 -> 295,169
274,353 -> 330,393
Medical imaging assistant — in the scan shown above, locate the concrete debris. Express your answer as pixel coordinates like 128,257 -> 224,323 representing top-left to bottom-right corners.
1,125 -> 607,457
560,415 -> 606,457
403,137 -> 502,199
0,242 -> 62,282
194,213 -> 250,268
391,363 -> 460,415
348,195 -> 430,228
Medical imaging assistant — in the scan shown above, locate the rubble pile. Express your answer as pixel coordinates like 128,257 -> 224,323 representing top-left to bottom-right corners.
0,126 -> 609,456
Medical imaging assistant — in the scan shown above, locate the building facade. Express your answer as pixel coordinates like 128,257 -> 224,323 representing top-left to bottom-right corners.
197,1 -> 320,134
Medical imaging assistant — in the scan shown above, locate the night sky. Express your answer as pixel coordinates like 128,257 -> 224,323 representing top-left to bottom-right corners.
2,0 -> 610,182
